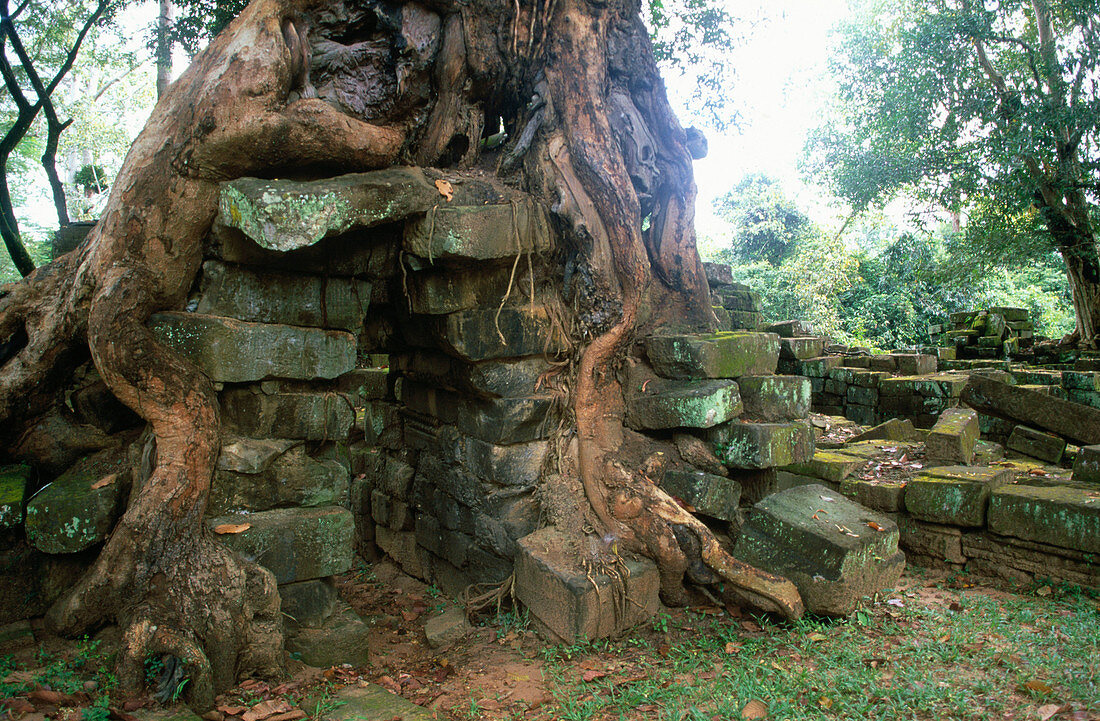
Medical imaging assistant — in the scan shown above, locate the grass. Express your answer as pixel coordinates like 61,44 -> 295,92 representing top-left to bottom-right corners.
526,583 -> 1099,720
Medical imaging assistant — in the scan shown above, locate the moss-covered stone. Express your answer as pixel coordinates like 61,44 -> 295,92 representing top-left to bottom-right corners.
434,307 -> 566,361
25,447 -> 130,554
779,336 -> 825,360
0,464 -> 30,531
1006,425 -> 1066,463
904,466 -> 1014,527
644,332 -> 780,380
738,375 -> 810,421
310,682 -> 435,721
1072,444 -> 1100,483
624,379 -> 742,430
221,390 -> 355,441
710,419 -> 814,469
783,450 -> 865,483
988,484 -> 1100,554
660,469 -> 741,521
839,477 -> 906,513
925,408 -> 979,465
403,197 -> 552,261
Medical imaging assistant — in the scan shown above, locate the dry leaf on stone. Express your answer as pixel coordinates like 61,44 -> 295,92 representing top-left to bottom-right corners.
214,523 -> 251,535
741,699 -> 768,719
241,699 -> 293,721
90,474 -> 117,490
867,521 -> 886,531
1037,704 -> 1063,721
216,707 -> 247,716
435,179 -> 454,201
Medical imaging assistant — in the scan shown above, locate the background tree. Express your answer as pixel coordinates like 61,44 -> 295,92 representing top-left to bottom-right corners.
807,0 -> 1100,345
712,172 -> 812,265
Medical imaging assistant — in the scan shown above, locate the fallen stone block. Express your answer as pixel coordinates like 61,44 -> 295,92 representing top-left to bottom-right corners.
284,602 -> 371,668
221,390 -> 355,441
925,408 -> 979,465
25,447 -> 130,554
149,312 -> 355,383
404,197 -> 552,261
988,484 -> 1100,554
904,466 -> 1014,527
732,484 -> 905,616
1072,444 -> 1100,483
738,375 -> 810,421
514,527 -> 660,642
624,379 -> 742,430
779,336 -> 825,360
644,332 -> 779,379
961,373 -> 1100,445
849,418 -> 922,443
208,506 -> 354,584
424,605 -> 470,648
1006,426 -> 1066,464
0,464 -> 30,531
711,420 -> 814,469
279,578 -> 338,629
660,469 -> 741,522
783,450 -> 865,484
311,682 -> 434,721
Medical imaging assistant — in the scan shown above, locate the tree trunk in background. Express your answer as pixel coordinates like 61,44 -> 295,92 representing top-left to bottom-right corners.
1039,195 -> 1100,346
156,0 -> 172,97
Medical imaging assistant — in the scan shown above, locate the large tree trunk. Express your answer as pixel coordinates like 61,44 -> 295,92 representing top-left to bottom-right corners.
1038,193 -> 1100,347
0,0 -> 799,708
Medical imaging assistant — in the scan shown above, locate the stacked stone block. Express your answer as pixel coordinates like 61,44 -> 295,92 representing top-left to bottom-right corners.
704,262 -> 764,330
936,308 -> 1033,360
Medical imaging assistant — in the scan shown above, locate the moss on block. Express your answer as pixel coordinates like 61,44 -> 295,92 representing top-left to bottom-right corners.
738,375 -> 811,421
0,464 -> 30,531
925,408 -> 979,465
660,469 -> 741,521
644,332 -> 780,380
988,484 -> 1100,554
625,379 -> 742,430
1006,426 -> 1066,464
904,466 -> 1014,527
783,450 -> 866,483
711,419 -> 814,469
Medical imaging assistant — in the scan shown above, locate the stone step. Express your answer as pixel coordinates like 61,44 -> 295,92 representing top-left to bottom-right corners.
709,419 -> 814,469
25,447 -> 130,554
514,526 -> 659,643
149,312 -> 355,383
732,483 -> 904,616
645,332 -> 779,380
0,464 -> 30,531
738,375 -> 810,421
196,261 -> 370,331
904,466 -> 1014,527
221,389 -> 355,441
403,197 -> 552,261
623,378 -> 741,430
207,506 -> 354,584
989,484 -> 1100,555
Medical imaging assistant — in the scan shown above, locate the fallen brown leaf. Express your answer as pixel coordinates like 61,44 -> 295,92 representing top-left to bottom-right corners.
581,669 -> 606,683
241,699 -> 293,721
91,473 -> 117,490
741,699 -> 768,719
214,523 -> 251,535
217,706 -> 247,716
1037,704 -> 1063,721
435,179 -> 454,201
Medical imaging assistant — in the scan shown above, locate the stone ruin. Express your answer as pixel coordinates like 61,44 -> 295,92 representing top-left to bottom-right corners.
1,169 -> 1097,663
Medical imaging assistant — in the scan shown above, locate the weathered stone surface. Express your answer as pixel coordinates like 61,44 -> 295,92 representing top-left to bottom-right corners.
645,332 -> 779,380
904,466 -> 1014,527
285,602 -> 371,668
279,578 -> 338,628
220,168 -> 455,251
221,390 -> 355,441
849,418 -> 921,443
737,375 -> 810,421
334,368 -> 390,404
0,464 -> 30,531
763,320 -> 814,338
624,379 -> 741,430
208,506 -> 354,584
196,261 -> 370,330
0,542 -> 93,625
404,197 -> 552,260
515,527 -> 660,642
925,408 -> 979,465
461,437 -> 547,486
779,336 -> 826,360
711,420 -> 814,469
375,525 -> 427,580
961,373 -> 1100,445
217,437 -> 299,475
407,264 -> 517,314
362,401 -> 403,448
149,312 -> 355,382
432,307 -> 565,361
1006,426 -> 1066,463
893,354 -> 937,375
210,446 -> 349,515
897,517 -> 966,565
660,469 -> 741,521
839,477 -> 906,513
1072,444 -> 1100,483
25,447 -> 130,554
784,450 -> 865,483
703,262 -> 733,286
988,484 -> 1100,554
962,531 -> 1100,588
732,484 -> 905,615
312,683 -> 435,721
424,605 -> 470,648
795,356 -> 843,377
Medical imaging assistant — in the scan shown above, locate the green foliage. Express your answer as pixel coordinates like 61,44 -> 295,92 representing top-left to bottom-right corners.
712,173 -> 814,265
168,0 -> 248,54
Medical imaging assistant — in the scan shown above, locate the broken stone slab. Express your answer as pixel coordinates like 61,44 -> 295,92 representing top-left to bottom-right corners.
1072,444 -> 1100,483
279,577 -> 338,629
763,320 -> 814,338
988,484 -> 1100,554
0,464 -> 30,531
432,307 -> 565,361
961,373 -> 1100,445
644,332 -> 780,380
783,449 -> 866,483
659,468 -> 741,522
710,419 -> 815,469
737,375 -> 810,421
924,408 -> 979,465
1006,426 -> 1066,464
732,484 -> 905,616
221,390 -> 355,441
25,447 -> 130,554
208,506 -> 354,584
779,336 -> 826,360
904,466 -> 1014,527
848,418 -> 922,444
624,378 -> 742,430
404,197 -> 553,261
216,437 -> 299,475
219,168 -> 510,252
196,260 -> 370,331
149,312 -> 356,383
514,526 -> 660,643
285,602 -> 371,668
310,682 -> 435,721
424,605 -> 470,648
210,445 -> 349,515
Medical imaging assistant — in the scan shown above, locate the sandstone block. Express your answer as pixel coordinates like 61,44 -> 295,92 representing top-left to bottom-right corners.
221,390 -> 354,441
424,606 -> 470,649
514,527 -> 660,642
149,312 -> 355,382
624,379 -> 742,430
763,320 -> 814,337
904,466 -> 1014,527
1072,444 -> 1100,483
645,332 -> 779,379
284,603 -> 371,668
434,307 -> 565,361
208,506 -> 354,584
893,354 -> 937,375
779,337 -> 825,360
660,469 -> 741,521
925,408 -> 979,465
711,419 -> 815,469
783,450 -> 865,483
279,578 -> 338,629
732,484 -> 905,615
796,356 -> 843,377
897,517 -> 966,565
375,525 -> 427,580
703,262 -> 733,286
404,197 -> 552,261
737,375 -> 810,421
211,445 -> 348,515
315,683 -> 434,721
1006,426 -> 1066,463
988,484 -> 1100,554
839,477 -> 906,513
